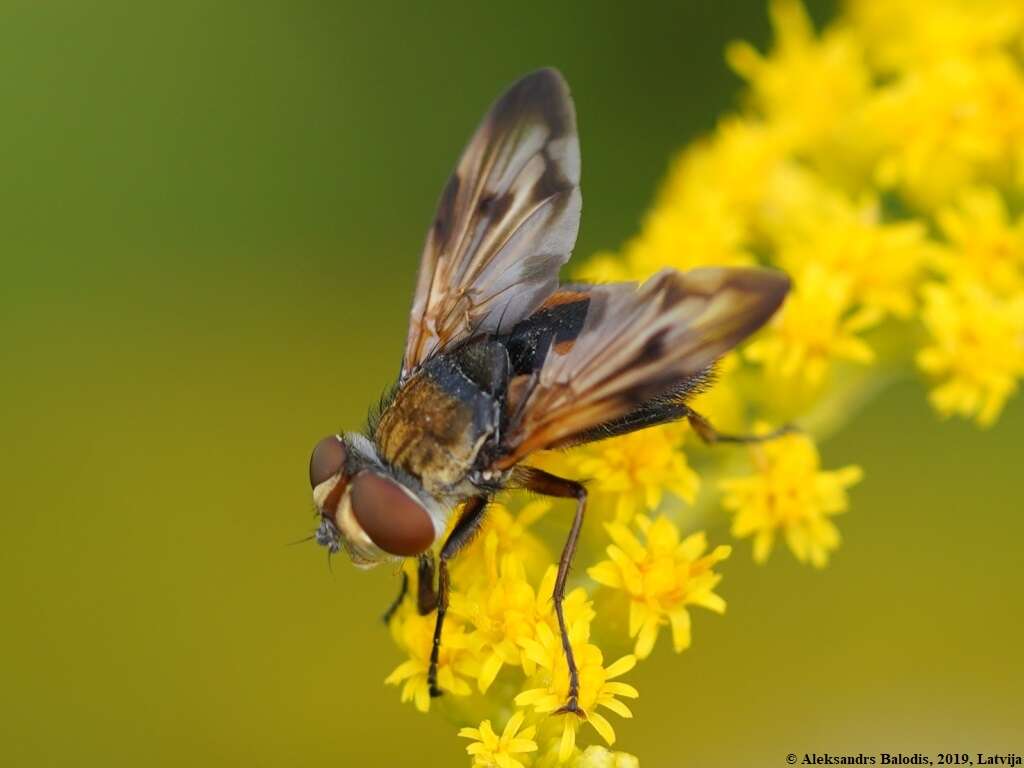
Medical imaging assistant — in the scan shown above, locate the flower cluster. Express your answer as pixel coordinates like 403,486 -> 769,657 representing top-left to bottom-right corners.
382,1 -> 1023,763
587,516 -> 730,659
386,503 -> 639,765
720,428 -> 862,568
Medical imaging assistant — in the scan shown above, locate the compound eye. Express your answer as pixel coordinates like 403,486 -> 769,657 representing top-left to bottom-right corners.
309,435 -> 348,488
350,472 -> 434,557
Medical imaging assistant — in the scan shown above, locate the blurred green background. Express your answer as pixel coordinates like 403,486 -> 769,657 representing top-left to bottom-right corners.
3,1 -> 1022,766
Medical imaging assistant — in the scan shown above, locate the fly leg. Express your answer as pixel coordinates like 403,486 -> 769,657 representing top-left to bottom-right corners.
416,553 -> 438,615
382,554 -> 438,624
514,466 -> 587,718
427,495 -> 488,698
686,407 -> 795,445
380,571 -> 408,624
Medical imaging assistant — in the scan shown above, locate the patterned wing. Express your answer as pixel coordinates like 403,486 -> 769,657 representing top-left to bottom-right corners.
401,68 -> 581,380
497,267 -> 790,467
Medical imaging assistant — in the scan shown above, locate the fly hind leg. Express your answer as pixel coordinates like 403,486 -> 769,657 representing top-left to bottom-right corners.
685,407 -> 795,445
514,466 -> 587,718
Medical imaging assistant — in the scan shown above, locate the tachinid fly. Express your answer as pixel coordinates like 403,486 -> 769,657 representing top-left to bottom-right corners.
307,68 -> 790,714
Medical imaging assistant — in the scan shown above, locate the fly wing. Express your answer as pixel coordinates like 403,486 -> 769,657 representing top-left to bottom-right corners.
496,266 -> 790,467
401,68 -> 581,380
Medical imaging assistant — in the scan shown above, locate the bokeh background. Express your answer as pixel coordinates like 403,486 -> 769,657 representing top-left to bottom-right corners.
3,1 -> 1022,766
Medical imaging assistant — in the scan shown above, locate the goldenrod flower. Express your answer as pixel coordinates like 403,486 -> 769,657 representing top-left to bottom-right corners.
620,119 -> 790,281
935,186 -> 1024,296
451,555 -> 543,693
846,0 -> 1024,73
452,560 -> 594,693
677,117 -> 790,218
571,746 -> 640,768
623,190 -> 753,278
516,630 -> 638,763
866,53 -> 1024,209
459,711 -> 539,768
381,1 -> 1024,761
917,281 -> 1024,426
745,264 -> 880,387
531,744 -> 641,768
588,516 -> 730,659
721,430 -> 863,567
777,192 -> 927,319
727,0 -> 870,155
385,611 -> 475,712
452,501 -> 553,585
561,423 -> 699,523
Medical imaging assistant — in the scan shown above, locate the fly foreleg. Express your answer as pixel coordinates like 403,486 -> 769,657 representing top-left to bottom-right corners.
427,495 -> 488,698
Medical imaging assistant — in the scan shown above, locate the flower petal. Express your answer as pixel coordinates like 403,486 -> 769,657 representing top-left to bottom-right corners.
558,720 -> 577,763
588,711 -> 617,745
669,608 -> 692,652
634,616 -> 660,659
478,652 -> 504,693
604,654 -> 637,679
599,696 -> 634,719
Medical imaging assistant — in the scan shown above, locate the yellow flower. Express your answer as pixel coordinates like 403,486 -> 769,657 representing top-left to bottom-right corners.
563,423 -> 699,523
777,192 -> 928,319
662,117 -> 789,227
452,559 -> 594,694
917,281 -> 1024,426
623,188 -> 753,278
866,52 -> 1024,209
533,744 -> 640,768
935,186 -> 1024,296
380,1 -> 1024,762
745,263 -> 880,387
847,0 -> 1024,73
451,500 -> 553,585
384,611 -> 475,712
720,430 -> 862,568
459,711 -> 539,768
749,161 -> 834,246
588,515 -> 730,659
571,746 -> 640,768
516,629 -> 638,763
452,555 -> 545,693
727,0 -> 870,155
